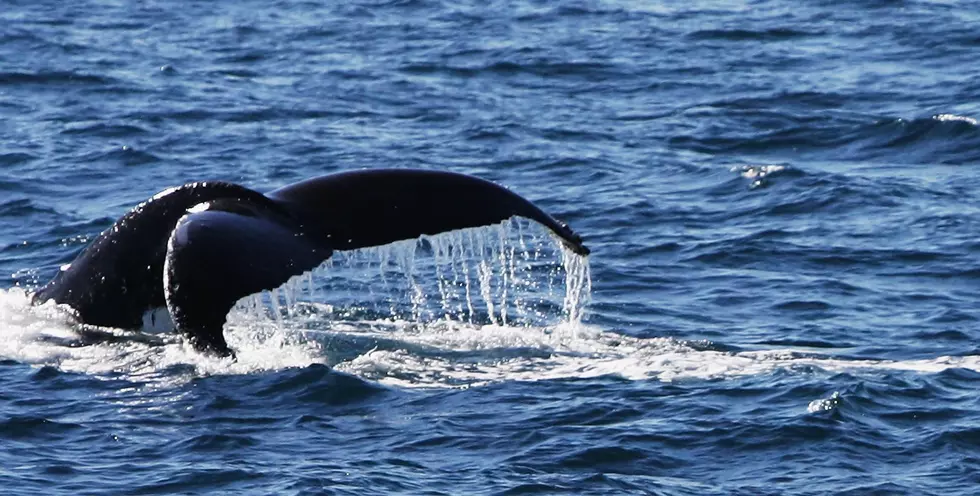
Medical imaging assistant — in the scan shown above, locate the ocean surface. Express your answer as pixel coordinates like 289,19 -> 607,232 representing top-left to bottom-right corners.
2,0 -> 979,494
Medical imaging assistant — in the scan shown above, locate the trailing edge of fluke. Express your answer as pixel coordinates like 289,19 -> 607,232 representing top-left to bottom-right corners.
31,169 -> 590,356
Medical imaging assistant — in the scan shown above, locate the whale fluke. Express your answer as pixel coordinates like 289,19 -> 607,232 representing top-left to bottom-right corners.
268,169 -> 588,255
32,169 -> 590,355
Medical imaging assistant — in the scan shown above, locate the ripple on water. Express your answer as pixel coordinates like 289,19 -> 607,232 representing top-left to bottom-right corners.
1,0 -> 980,494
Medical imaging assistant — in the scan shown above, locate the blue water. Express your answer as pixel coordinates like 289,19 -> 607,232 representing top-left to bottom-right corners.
2,0 -> 980,494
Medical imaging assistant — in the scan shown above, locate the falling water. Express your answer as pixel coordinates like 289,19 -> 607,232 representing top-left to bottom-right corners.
228,219 -> 591,333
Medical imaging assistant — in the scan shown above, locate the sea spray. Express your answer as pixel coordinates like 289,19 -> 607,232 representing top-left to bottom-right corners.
229,218 -> 592,335
561,244 -> 592,325
0,219 -> 594,385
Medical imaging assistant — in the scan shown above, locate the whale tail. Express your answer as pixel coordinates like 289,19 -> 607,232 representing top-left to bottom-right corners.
266,169 -> 589,256
163,199 -> 333,355
36,169 -> 590,355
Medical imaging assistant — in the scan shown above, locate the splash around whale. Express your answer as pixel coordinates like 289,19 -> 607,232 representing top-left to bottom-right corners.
30,169 -> 590,357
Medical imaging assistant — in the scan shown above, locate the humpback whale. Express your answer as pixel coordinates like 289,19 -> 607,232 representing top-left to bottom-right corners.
32,169 -> 590,356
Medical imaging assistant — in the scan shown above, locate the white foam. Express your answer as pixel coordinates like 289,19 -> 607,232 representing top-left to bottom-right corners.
0,287 -> 323,386
5,285 -> 980,389
732,164 -> 786,189
332,323 -> 980,388
4,221 -> 978,389
933,113 -> 978,125
808,391 -> 842,413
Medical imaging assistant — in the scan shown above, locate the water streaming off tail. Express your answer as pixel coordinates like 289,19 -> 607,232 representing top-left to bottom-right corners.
228,219 -> 592,334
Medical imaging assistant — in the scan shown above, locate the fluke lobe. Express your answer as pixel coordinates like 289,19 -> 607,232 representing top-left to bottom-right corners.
32,169 -> 590,356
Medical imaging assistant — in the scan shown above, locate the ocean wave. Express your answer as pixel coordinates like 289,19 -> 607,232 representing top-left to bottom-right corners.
688,27 -> 821,42
398,60 -> 622,80
0,198 -> 58,218
123,107 -> 379,124
0,415 -> 84,441
103,146 -> 161,166
669,92 -> 980,164
0,152 -> 38,167
844,114 -> 980,164
60,123 -> 150,138
0,70 -> 115,86
683,234 -> 960,273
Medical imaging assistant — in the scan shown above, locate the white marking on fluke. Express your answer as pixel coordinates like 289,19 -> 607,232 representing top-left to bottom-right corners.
186,202 -> 211,214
